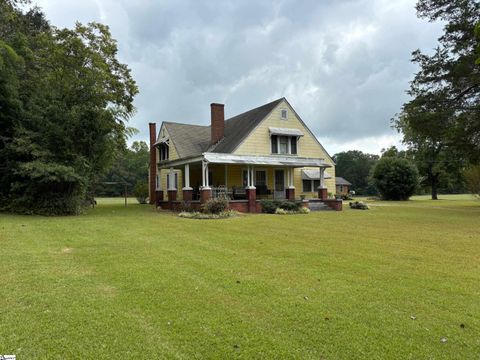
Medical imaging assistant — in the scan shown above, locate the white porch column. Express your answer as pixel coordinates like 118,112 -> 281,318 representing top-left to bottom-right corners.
288,168 -> 295,189
205,162 -> 210,188
183,164 -> 192,190
224,164 -> 228,188
319,167 -> 325,188
246,165 -> 251,187
169,167 -> 176,190
251,166 -> 255,188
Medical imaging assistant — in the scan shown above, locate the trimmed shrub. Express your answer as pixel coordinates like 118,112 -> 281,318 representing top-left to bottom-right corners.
337,193 -> 353,200
179,210 -> 237,219
349,201 -> 369,210
202,196 -> 229,214
298,206 -> 310,214
274,206 -> 310,215
371,157 -> 419,200
134,182 -> 149,204
260,199 -> 282,213
279,201 -> 302,211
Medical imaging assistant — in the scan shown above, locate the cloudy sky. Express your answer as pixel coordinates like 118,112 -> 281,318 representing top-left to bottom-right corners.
34,0 -> 442,155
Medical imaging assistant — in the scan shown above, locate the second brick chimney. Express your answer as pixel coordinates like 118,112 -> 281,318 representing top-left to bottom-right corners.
148,122 -> 157,205
210,103 -> 225,144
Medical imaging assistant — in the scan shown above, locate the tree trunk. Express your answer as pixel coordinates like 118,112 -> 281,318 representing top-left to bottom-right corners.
431,176 -> 438,200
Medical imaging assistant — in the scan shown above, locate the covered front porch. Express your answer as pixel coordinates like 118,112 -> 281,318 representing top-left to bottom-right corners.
155,152 -> 336,212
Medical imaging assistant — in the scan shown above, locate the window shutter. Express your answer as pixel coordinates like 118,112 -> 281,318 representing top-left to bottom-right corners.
290,137 -> 297,154
167,174 -> 170,189
271,135 -> 278,153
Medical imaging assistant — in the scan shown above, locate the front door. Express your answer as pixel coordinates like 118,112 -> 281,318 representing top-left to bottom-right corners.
274,169 -> 285,199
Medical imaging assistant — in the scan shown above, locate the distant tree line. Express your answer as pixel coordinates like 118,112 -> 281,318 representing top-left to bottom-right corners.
334,146 -> 468,198
337,0 -> 480,200
95,141 -> 149,197
0,0 -> 138,214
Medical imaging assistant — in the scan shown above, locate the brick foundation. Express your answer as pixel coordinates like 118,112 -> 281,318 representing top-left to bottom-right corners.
155,190 -> 164,205
318,188 -> 328,200
246,187 -> 256,213
200,188 -> 212,203
286,188 -> 295,201
148,123 -> 157,205
229,201 -> 249,212
168,190 -> 177,206
182,188 -> 193,202
323,199 -> 343,211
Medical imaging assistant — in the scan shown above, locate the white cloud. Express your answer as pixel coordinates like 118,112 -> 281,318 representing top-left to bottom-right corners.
32,0 -> 443,154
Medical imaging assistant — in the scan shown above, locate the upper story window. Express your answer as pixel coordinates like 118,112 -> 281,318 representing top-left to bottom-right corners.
159,143 -> 169,161
271,135 -> 298,155
281,109 -> 288,120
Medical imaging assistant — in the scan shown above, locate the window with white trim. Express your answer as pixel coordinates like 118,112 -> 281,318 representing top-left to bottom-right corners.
159,143 -> 169,161
167,172 -> 178,189
281,109 -> 288,120
271,135 -> 298,155
302,179 -> 321,192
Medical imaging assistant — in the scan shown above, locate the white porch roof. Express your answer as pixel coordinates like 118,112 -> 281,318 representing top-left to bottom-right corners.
203,152 -> 331,167
301,168 -> 332,180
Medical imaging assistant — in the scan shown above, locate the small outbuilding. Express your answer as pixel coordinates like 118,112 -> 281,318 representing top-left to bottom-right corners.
335,177 -> 352,195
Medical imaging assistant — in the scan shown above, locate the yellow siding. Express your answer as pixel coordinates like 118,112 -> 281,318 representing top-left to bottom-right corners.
234,99 -> 336,195
157,124 -> 183,200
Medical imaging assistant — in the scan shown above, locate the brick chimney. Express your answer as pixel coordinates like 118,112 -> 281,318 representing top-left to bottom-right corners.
148,122 -> 157,205
210,103 -> 225,144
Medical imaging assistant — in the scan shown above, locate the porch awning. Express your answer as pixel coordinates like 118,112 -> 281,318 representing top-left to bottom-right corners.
301,169 -> 332,180
269,127 -> 304,137
203,152 -> 331,168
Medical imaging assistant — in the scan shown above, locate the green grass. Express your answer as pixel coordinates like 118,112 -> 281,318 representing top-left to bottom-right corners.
0,195 -> 479,359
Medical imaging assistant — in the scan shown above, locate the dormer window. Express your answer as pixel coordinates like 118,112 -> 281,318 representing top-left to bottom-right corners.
271,135 -> 298,155
281,109 -> 288,120
159,143 -> 169,161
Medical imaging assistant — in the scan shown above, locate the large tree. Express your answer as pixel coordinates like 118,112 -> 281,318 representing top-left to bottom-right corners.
394,0 -> 479,199
0,1 -> 138,214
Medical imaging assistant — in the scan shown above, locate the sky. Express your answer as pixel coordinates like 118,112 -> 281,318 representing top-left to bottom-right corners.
33,0 -> 443,155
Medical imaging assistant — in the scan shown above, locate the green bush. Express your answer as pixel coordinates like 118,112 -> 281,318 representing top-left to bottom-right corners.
179,210 -> 237,219
279,201 -> 302,211
260,200 -> 302,213
260,199 -> 282,213
371,157 -> 419,200
202,196 -> 229,214
349,201 -> 369,210
134,182 -> 149,204
274,207 -> 310,215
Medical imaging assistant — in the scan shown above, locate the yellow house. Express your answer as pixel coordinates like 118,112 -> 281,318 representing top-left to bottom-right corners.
148,98 -> 342,212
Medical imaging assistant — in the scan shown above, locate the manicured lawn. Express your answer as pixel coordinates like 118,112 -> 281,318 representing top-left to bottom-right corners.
0,195 -> 479,359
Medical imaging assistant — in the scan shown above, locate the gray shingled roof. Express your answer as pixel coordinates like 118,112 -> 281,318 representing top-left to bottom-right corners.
335,177 -> 352,186
163,98 -> 284,159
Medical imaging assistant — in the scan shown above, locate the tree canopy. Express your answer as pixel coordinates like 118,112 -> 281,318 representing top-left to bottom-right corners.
371,157 -> 419,201
333,150 -> 379,195
0,1 -> 138,214
393,0 -> 479,199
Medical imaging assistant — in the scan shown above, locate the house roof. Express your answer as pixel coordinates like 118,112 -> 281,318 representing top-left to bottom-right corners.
161,98 -> 284,158
335,177 -> 352,186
